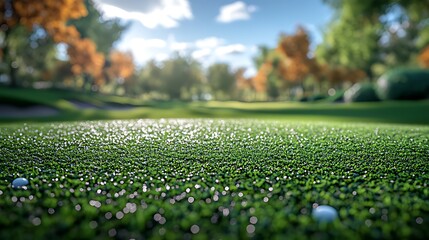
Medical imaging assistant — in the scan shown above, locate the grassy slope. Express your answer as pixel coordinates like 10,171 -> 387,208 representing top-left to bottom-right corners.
0,87 -> 143,110
1,119 -> 428,239
1,87 -> 429,124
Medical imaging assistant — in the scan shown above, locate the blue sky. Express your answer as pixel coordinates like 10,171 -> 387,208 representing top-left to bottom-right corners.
93,0 -> 333,76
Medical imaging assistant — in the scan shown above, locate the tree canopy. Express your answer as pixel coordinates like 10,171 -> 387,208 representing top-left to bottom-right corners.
207,63 -> 236,100
317,0 -> 429,78
70,0 -> 127,56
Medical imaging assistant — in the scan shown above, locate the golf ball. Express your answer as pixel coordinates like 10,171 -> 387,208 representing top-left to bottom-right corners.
12,177 -> 29,188
312,205 -> 338,222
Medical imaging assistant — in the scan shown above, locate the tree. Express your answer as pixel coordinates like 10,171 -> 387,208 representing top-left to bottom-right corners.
0,25 -> 58,87
0,0 -> 88,86
277,26 -> 313,84
324,66 -> 366,89
207,63 -> 236,100
276,26 -> 331,97
70,0 -> 127,55
159,55 -> 204,100
266,71 -> 280,100
319,0 -> 429,78
316,14 -> 381,78
67,38 -> 104,88
253,45 -> 271,69
252,62 -> 271,93
138,60 -> 163,94
106,50 -> 135,94
419,45 -> 429,68
251,26 -> 367,99
235,68 -> 256,101
1,0 -> 106,89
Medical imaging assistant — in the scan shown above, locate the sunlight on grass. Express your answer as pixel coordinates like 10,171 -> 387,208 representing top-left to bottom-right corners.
1,119 -> 428,239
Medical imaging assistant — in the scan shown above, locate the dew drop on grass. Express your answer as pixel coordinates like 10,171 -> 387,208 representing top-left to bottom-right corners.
108,229 -> 117,237
12,177 -> 29,189
246,224 -> 255,234
416,217 -> 423,224
89,221 -> 98,229
312,205 -> 338,222
190,225 -> 200,234
31,217 -> 41,226
250,216 -> 258,224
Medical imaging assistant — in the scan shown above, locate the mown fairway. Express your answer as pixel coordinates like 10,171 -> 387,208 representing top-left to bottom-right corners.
1,119 -> 428,239
2,86 -> 429,125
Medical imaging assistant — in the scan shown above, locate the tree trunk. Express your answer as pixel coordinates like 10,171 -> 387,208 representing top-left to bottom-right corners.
82,74 -> 91,92
365,66 -> 374,82
2,28 -> 19,87
9,61 -> 18,87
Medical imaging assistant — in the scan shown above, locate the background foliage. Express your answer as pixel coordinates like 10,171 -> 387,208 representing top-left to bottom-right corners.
0,0 -> 428,101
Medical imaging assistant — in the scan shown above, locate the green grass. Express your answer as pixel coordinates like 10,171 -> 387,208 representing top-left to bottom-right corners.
0,87 -> 143,110
1,119 -> 428,239
1,87 -> 429,124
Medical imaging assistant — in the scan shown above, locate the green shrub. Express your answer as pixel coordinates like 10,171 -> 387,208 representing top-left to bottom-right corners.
344,83 -> 380,102
297,94 -> 326,102
308,94 -> 327,102
298,96 -> 309,102
376,68 -> 429,100
323,89 -> 344,103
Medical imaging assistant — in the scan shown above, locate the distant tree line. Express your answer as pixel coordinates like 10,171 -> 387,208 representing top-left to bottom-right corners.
1,0 -> 428,101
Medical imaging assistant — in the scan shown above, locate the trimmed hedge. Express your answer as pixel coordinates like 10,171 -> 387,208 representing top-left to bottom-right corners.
344,83 -> 380,102
376,68 -> 429,100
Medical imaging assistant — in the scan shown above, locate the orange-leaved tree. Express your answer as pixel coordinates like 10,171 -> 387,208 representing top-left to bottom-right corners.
235,68 -> 257,101
419,45 -> 429,68
252,62 -> 272,93
67,39 -> 105,86
251,27 -> 317,98
235,68 -> 253,91
107,51 -> 134,81
324,66 -> 367,89
0,0 -> 104,87
105,50 -> 135,94
277,26 -> 313,85
277,26 -> 366,93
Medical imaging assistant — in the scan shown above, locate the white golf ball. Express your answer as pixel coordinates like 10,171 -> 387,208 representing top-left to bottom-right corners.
312,205 -> 338,222
12,177 -> 29,188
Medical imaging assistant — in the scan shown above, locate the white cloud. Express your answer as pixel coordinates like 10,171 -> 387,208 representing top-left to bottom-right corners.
170,41 -> 191,51
192,38 -> 247,59
216,1 -> 257,23
167,35 -> 192,53
154,53 -> 170,62
116,37 -> 169,65
215,44 -> 246,56
129,38 -> 167,48
195,37 -> 225,49
94,0 -> 192,29
114,35 -> 255,77
192,48 -> 212,59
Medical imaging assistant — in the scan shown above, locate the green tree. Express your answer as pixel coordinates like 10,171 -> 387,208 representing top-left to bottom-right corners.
159,55 -> 204,100
266,71 -> 280,100
207,63 -> 236,100
138,60 -> 163,94
316,0 -> 382,79
67,0 -> 127,92
0,0 -> 88,87
253,45 -> 271,69
69,0 -> 127,56
318,0 -> 429,78
0,26 -> 57,87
